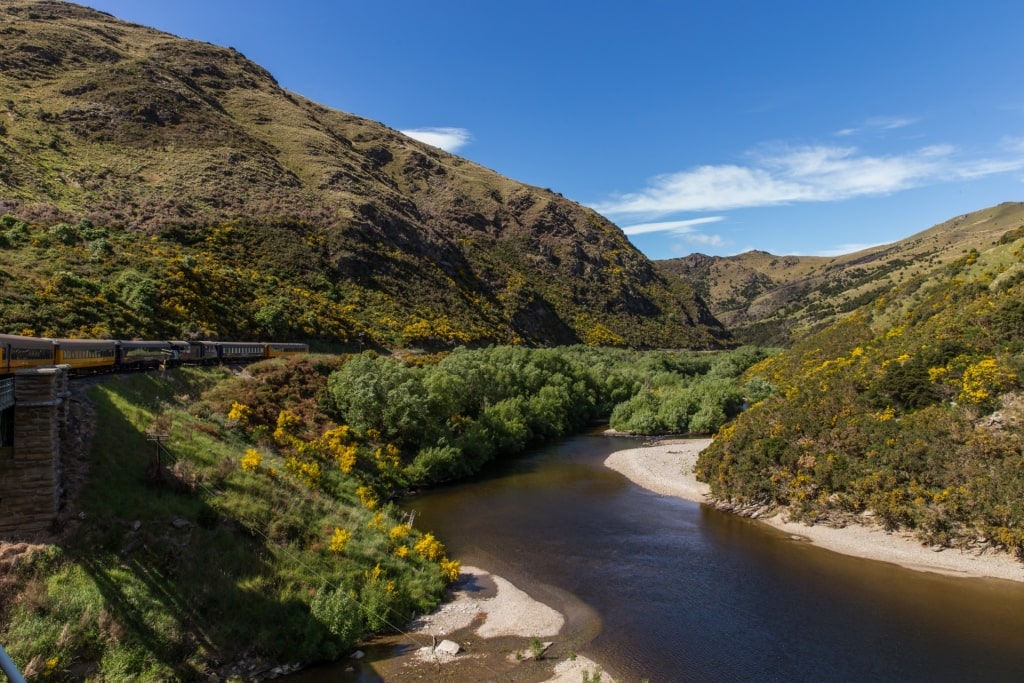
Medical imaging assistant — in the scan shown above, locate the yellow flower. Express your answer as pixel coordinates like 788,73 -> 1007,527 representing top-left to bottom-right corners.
227,401 -> 252,425
356,485 -> 378,510
240,448 -> 262,472
440,557 -> 461,582
959,358 -> 1016,405
367,511 -> 386,530
873,407 -> 896,422
329,527 -> 352,554
414,532 -> 446,561
273,409 -> 302,444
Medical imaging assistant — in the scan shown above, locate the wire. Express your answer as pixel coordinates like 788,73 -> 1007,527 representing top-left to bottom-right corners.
188,462 -> 516,680
77,376 -> 517,680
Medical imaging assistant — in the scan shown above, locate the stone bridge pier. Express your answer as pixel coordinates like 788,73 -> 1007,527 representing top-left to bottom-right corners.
0,366 -> 70,537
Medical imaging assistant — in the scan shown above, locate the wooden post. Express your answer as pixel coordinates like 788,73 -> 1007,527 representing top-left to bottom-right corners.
146,432 -> 169,482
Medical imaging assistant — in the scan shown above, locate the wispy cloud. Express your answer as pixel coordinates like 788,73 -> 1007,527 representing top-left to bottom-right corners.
621,216 -> 724,236
815,242 -> 887,257
837,115 -> 919,137
623,217 -> 727,249
401,127 -> 472,152
594,143 -> 1024,218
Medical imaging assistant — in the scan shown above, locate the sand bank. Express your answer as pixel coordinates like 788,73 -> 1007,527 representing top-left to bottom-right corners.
604,439 -> 1024,583
409,565 -> 564,641
376,565 -> 613,681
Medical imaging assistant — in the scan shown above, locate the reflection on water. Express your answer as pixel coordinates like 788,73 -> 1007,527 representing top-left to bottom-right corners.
300,433 -> 1024,681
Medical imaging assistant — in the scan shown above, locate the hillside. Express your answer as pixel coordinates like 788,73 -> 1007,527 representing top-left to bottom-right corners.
696,221 -> 1024,555
659,202 -> 1024,345
0,0 -> 726,349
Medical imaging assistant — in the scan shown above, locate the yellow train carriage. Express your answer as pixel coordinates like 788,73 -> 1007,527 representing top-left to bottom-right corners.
265,342 -> 310,358
54,339 -> 117,372
0,334 -> 56,373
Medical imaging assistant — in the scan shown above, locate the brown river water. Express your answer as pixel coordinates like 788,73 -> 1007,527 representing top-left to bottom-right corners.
293,433 -> 1024,682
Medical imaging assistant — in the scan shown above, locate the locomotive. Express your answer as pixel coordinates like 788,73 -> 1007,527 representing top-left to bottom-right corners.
0,333 -> 309,375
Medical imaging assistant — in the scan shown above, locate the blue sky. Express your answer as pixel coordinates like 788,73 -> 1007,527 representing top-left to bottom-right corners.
81,1 -> 1024,260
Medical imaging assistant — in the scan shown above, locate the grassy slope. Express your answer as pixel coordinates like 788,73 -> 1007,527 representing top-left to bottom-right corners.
1,363 -> 453,680
659,202 -> 1024,345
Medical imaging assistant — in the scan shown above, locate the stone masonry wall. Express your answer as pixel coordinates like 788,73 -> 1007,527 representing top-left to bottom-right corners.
0,367 -> 68,537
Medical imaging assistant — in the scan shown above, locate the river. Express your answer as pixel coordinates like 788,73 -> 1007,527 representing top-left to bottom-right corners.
299,433 -> 1024,682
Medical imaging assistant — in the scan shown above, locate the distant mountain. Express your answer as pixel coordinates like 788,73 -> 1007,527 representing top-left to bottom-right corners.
658,203 -> 1024,346
0,0 -> 726,348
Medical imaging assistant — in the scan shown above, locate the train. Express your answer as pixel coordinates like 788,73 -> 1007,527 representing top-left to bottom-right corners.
0,333 -> 309,375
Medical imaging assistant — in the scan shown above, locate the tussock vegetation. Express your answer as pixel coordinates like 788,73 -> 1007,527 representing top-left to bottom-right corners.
698,232 -> 1024,556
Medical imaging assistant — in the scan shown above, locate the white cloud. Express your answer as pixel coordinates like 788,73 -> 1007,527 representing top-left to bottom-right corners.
622,217 -> 727,249
836,115 -> 919,136
814,242 -> 887,257
594,143 -> 1024,218
866,115 -> 919,130
401,127 -> 472,152
682,232 -> 726,247
623,217 -> 728,252
621,216 -> 724,235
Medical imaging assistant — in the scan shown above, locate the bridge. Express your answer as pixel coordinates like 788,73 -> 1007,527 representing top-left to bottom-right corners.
0,366 -> 70,536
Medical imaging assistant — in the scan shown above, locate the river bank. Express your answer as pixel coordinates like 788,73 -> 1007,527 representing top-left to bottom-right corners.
350,565 -> 613,682
604,438 -> 1024,583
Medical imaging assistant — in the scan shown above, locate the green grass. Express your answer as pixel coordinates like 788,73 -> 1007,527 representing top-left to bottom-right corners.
1,367 -> 451,681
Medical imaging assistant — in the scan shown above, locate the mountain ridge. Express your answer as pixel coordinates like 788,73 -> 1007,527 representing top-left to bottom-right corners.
0,0 -> 726,349
658,202 -> 1024,345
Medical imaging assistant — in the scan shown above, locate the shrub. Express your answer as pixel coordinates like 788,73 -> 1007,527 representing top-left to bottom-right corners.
310,585 -> 363,652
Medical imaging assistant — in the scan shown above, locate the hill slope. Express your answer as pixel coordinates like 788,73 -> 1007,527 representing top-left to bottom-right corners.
658,203 -> 1024,345
0,0 -> 726,348
696,223 -> 1024,555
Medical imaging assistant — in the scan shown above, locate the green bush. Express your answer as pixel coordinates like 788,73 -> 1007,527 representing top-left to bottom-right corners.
310,584 -> 363,654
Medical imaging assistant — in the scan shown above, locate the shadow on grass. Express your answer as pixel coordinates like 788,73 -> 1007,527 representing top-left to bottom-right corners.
67,378 -> 341,678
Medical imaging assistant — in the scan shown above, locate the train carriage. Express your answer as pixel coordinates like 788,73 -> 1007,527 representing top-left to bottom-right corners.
266,342 -> 309,358
116,341 -> 176,370
0,333 -> 310,374
0,334 -> 55,373
165,341 -> 191,366
217,341 -> 267,363
180,341 -> 220,365
54,339 -> 117,373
